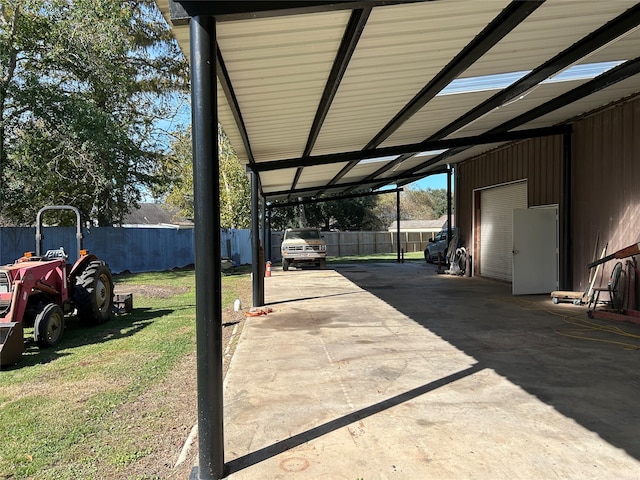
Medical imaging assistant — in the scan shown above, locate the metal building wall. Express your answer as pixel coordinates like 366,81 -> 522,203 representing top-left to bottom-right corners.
457,135 -> 563,278
571,96 -> 640,293
457,94 -> 640,292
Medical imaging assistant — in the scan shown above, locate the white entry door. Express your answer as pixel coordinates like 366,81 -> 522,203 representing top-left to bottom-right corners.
512,207 -> 558,295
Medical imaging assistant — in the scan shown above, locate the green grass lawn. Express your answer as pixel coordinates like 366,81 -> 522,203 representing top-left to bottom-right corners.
0,268 -> 249,480
327,251 -> 425,263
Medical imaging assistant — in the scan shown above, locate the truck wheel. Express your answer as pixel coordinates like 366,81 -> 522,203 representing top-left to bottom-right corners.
319,259 -> 326,269
282,259 -> 289,271
34,304 -> 65,347
74,261 -> 114,325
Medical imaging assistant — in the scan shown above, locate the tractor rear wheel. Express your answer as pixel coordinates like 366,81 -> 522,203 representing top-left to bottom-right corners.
35,304 -> 65,347
74,261 -> 114,325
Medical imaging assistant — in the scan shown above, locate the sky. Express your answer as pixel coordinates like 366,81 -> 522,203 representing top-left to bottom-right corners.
409,173 -> 448,191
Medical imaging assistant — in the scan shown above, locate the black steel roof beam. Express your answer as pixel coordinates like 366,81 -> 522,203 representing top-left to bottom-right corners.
268,188 -> 403,209
290,7 -> 372,193
321,0 -> 544,189
370,166 -> 448,190
217,48 -> 255,164
354,151 -> 415,186
348,3 -> 640,190
405,56 -> 640,175
170,1 -> 426,24
429,2 -> 640,142
263,168 -> 446,199
248,125 -> 571,173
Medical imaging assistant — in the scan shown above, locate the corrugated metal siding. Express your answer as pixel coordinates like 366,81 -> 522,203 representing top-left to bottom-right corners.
571,95 -> 640,292
457,135 -> 563,278
458,94 -> 640,290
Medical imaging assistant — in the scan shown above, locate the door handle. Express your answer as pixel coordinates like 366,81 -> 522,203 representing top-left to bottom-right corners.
513,250 -> 519,254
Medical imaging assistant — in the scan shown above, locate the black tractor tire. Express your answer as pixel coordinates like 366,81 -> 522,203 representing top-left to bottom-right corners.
282,259 -> 289,271
73,260 -> 114,325
35,304 -> 65,347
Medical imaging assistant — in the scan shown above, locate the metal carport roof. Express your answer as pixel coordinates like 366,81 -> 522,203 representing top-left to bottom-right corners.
153,2 -> 640,479
157,0 -> 640,200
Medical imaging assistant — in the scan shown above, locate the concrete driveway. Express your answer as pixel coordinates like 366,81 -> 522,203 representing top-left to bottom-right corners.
221,261 -> 640,479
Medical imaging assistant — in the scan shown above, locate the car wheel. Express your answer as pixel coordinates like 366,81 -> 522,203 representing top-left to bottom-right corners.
425,249 -> 432,264
282,259 -> 289,271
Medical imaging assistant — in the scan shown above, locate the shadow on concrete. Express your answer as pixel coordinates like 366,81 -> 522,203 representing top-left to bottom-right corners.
225,363 -> 483,475
264,290 -> 363,306
337,263 -> 640,461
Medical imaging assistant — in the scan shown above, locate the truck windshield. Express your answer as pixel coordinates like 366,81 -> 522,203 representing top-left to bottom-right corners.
286,230 -> 320,240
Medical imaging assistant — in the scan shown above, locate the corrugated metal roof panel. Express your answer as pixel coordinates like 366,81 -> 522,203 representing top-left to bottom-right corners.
462,1 -> 635,79
155,0 -> 640,197
217,11 -> 351,163
312,1 -> 510,156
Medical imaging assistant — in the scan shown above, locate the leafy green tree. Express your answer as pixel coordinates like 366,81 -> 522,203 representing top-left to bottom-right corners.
160,125 -> 251,229
219,128 -> 251,228
268,193 -> 383,231
267,201 -> 298,231
372,187 -> 450,228
0,0 -> 188,225
427,187 -> 448,219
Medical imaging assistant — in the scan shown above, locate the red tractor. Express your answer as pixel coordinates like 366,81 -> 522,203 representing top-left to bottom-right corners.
0,206 -> 114,367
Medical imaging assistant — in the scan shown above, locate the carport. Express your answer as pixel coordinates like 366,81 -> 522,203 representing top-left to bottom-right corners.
153,2 -> 640,478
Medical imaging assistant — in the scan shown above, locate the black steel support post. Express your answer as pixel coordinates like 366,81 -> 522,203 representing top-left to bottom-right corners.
261,197 -> 266,261
562,132 -> 572,290
251,172 -> 264,306
266,207 -> 272,262
396,189 -> 401,263
447,166 -> 452,244
189,15 -> 224,480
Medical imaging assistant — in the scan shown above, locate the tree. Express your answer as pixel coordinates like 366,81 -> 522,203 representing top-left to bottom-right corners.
372,187 -> 450,228
0,0 -> 189,225
268,193 -> 383,231
160,125 -> 251,229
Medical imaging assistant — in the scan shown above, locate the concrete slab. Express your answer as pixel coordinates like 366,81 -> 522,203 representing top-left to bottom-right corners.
219,262 -> 640,479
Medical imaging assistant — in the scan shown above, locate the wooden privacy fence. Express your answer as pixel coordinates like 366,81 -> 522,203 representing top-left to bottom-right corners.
269,230 -> 430,261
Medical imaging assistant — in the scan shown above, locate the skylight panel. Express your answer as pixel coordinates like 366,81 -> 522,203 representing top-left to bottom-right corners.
437,61 -> 626,97
359,155 -> 399,165
415,149 -> 448,158
543,61 -> 624,84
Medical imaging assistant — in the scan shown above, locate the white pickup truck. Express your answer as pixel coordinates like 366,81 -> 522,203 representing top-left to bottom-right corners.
424,229 -> 451,263
280,228 -> 327,271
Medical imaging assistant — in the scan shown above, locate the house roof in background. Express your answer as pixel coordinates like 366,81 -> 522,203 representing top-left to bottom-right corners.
388,214 -> 453,231
121,203 -> 193,228
156,1 -> 640,200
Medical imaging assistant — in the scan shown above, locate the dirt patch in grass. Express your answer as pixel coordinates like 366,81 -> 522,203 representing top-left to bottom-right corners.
114,284 -> 189,299
104,277 -> 250,479
1,270 -> 251,480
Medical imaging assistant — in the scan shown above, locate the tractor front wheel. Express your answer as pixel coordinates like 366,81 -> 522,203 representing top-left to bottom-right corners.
34,304 -> 65,347
74,261 -> 114,325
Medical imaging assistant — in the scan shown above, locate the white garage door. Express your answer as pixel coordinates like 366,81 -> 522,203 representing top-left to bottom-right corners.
480,181 -> 528,282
